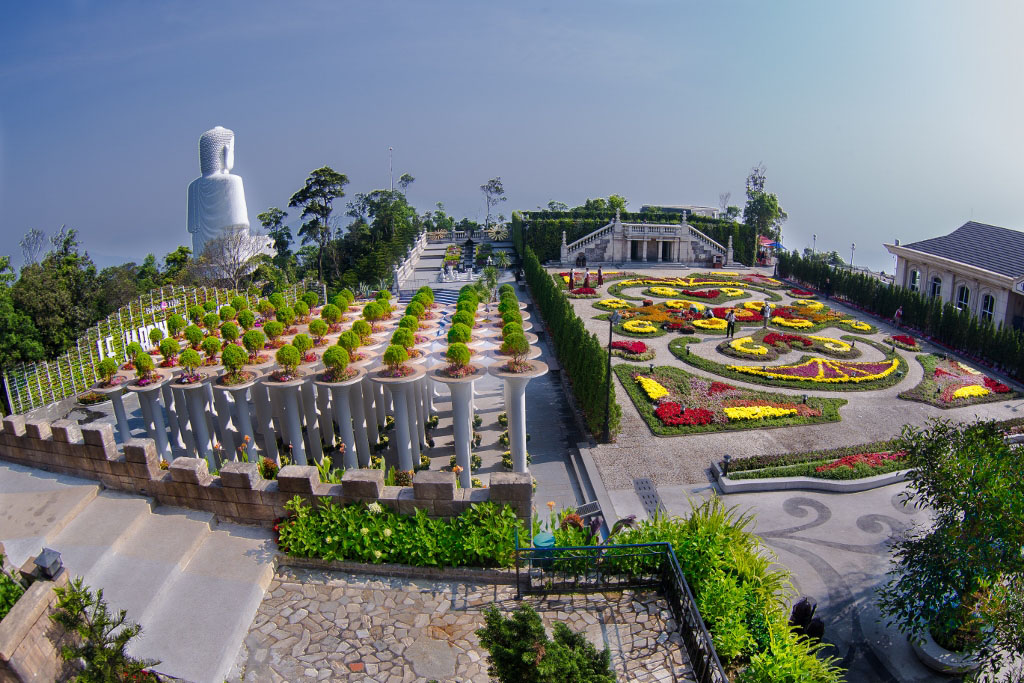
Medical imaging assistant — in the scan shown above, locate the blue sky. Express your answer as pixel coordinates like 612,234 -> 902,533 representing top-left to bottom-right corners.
1,1 -> 1022,272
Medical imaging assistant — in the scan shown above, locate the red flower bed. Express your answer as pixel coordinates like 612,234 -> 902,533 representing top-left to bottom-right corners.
709,382 -> 733,394
654,402 -> 714,426
984,376 -> 1011,393
711,307 -> 762,321
680,289 -> 721,298
892,334 -> 917,346
763,333 -> 812,347
571,287 -> 597,295
790,288 -> 815,297
611,341 -> 648,354
816,451 -> 905,472
934,368 -> 953,378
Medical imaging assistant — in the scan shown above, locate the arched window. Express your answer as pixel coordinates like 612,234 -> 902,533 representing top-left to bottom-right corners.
909,270 -> 920,292
930,276 -> 942,298
956,285 -> 970,311
981,293 -> 995,322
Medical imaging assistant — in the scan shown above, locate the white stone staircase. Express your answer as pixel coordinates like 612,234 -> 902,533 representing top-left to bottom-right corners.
0,461 -> 275,683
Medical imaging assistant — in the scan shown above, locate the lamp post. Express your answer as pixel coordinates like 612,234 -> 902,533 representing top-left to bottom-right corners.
603,310 -> 621,443
812,234 -> 816,256
851,243 -> 856,269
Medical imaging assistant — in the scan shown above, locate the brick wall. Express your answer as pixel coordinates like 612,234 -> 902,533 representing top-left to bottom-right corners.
0,416 -> 533,528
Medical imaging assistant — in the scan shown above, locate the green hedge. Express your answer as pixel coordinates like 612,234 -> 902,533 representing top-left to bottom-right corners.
778,251 -> 1024,379
522,246 -> 621,438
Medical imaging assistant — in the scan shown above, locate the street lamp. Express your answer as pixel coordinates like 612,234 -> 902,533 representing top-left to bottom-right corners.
851,243 -> 856,269
812,234 -> 816,256
604,310 -> 622,443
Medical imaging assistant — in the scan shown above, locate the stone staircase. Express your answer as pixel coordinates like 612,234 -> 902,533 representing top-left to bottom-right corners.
0,461 -> 275,683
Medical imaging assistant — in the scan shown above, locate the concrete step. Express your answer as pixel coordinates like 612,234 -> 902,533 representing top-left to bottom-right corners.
133,523 -> 275,683
48,490 -> 154,584
85,507 -> 215,632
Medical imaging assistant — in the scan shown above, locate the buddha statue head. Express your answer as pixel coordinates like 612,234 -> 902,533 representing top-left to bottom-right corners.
198,126 -> 235,176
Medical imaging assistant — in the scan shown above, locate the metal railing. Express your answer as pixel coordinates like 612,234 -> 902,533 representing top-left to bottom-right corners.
514,538 -> 729,683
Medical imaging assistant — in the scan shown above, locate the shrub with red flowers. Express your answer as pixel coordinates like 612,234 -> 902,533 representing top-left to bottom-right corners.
763,333 -> 812,347
611,341 -> 647,354
709,382 -> 733,394
984,376 -> 1011,393
570,287 -> 596,295
816,451 -> 905,472
790,288 -> 815,297
711,306 -> 762,322
680,288 -> 721,298
654,402 -> 714,426
892,335 -> 916,346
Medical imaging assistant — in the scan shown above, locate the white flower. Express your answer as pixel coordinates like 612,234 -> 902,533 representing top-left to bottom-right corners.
383,528 -> 392,537
367,502 -> 383,515
374,550 -> 382,559
360,527 -> 369,535
325,536 -> 332,543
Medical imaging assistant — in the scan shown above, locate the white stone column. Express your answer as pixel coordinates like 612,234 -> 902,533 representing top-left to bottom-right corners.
211,387 -> 236,456
431,366 -> 482,489
316,367 -> 365,470
92,384 -> 132,445
180,381 -> 215,468
264,379 -> 308,466
348,381 -> 372,466
370,365 -> 426,473
405,387 -> 420,461
250,381 -> 279,462
489,361 -> 549,473
160,373 -> 184,452
300,379 -> 324,464
126,375 -> 172,460
361,377 -> 379,446
656,240 -> 663,262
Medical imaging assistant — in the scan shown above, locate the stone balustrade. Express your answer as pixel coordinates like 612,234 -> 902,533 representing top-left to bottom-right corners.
0,416 -> 533,528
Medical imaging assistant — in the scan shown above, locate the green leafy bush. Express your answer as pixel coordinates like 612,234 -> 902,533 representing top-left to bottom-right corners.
309,319 -> 328,341
148,327 -> 164,346
362,301 -> 383,322
96,358 -> 118,383
258,299 -> 276,317
406,301 -> 425,319
237,309 -> 255,331
338,287 -> 355,304
179,349 -> 202,373
269,292 -> 285,309
276,345 -> 301,373
230,295 -> 248,311
263,321 -> 284,341
219,305 -> 236,322
501,334 -> 529,361
501,310 -> 522,326
277,497 -> 524,567
159,338 -> 179,362
322,346 -> 349,375
448,323 -> 471,344
302,291 -> 319,309
276,306 -> 295,327
219,321 -> 239,343
201,336 -> 221,361
294,301 -> 310,319
134,353 -> 154,378
203,299 -> 217,312
187,305 -> 205,325
242,329 -> 266,358
382,344 -> 408,370
125,342 -> 144,363
398,315 -> 418,331
501,322 -> 522,340
452,310 -> 474,328
391,328 -> 415,350
0,557 -> 24,621
202,312 -> 220,331
221,344 -> 246,374
417,286 -> 434,302
352,320 -> 372,341
166,314 -> 186,338
446,343 -> 471,367
455,300 -> 476,315
337,330 -> 361,353
321,303 -> 342,325
292,333 -> 313,356
184,325 -> 204,349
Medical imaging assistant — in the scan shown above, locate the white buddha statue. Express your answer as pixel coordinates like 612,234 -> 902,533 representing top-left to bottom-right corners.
187,126 -> 250,258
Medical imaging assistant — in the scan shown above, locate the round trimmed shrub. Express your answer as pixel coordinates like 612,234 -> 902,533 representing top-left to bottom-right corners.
391,328 -> 414,350
276,306 -> 295,327
221,344 -> 247,374
242,329 -> 266,357
269,293 -> 285,309
149,327 -> 164,346
405,301 -> 425,319
125,342 -> 144,363
220,321 -> 239,343
134,352 -> 154,377
202,312 -> 220,331
203,300 -> 217,312
179,349 -> 202,372
448,323 -> 471,344
321,304 -> 342,325
219,305 -> 236,322
230,296 -> 248,312
499,283 -> 514,296
275,345 -> 300,373
337,331 -> 361,353
159,338 -> 179,361
501,333 -> 529,360
382,344 -> 408,369
362,302 -> 383,322
302,292 -> 319,309
339,288 -> 355,304
452,311 -> 474,328
237,309 -> 255,330
375,290 -> 391,302
455,300 -> 476,315
309,319 -> 328,340
322,346 -> 349,375
502,322 -> 523,339
446,343 -> 471,367
167,314 -> 186,338
497,299 -> 517,315
416,286 -> 434,303
188,305 -> 205,325
398,315 -> 418,331
263,321 -> 284,340
97,358 -> 118,383
258,299 -> 276,318
501,311 -> 522,326
201,336 -> 221,360
352,320 -> 372,340
459,285 -> 475,296
292,333 -> 313,355
294,301 -> 309,319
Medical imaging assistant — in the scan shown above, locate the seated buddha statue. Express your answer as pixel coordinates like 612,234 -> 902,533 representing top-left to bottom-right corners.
186,126 -> 250,258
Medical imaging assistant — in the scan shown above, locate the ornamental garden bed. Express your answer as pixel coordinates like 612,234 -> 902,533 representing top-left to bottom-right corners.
725,441 -> 908,481
613,364 -> 845,436
886,334 -> 922,352
669,336 -> 908,391
613,319 -> 668,338
898,354 -> 1017,408
767,301 -> 878,334
605,276 -> 784,301
609,340 -> 656,361
716,329 -> 862,361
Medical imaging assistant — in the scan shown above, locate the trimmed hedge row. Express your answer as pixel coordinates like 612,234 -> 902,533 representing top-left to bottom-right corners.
522,246 -> 621,438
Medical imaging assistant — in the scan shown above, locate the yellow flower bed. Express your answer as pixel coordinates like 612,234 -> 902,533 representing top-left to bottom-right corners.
841,319 -> 872,331
623,320 -> 658,334
954,361 -> 982,376
729,337 -> 769,355
772,316 -> 814,328
807,335 -> 851,352
952,384 -> 989,399
649,286 -> 680,296
721,287 -> 745,297
693,318 -> 728,330
724,405 -> 797,420
599,299 -> 630,309
665,300 -> 705,311
744,301 -> 772,311
727,358 -> 899,383
635,376 -> 669,401
793,299 -> 824,310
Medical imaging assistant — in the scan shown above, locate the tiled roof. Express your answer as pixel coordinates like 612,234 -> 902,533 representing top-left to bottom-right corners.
901,221 -> 1024,278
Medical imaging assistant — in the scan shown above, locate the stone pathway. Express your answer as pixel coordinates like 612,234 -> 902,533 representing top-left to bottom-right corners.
228,568 -> 692,682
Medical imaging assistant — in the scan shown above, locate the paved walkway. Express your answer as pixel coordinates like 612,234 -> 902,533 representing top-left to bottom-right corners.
229,568 -> 691,682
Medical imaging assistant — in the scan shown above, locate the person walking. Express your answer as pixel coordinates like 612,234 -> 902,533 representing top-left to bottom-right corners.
726,309 -> 737,338
894,305 -> 903,329
597,266 -> 604,286
761,302 -> 771,328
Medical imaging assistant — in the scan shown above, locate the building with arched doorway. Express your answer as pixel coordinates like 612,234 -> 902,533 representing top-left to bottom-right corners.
885,221 -> 1024,330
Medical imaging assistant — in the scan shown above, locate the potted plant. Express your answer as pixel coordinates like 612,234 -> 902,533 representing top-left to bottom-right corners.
362,301 -> 384,329
293,333 -> 317,364
391,328 -> 416,356
178,349 -> 204,384
220,321 -> 240,346
381,344 -> 411,377
123,342 -> 144,371
447,323 -> 471,345
133,352 -> 159,386
219,344 -> 253,386
184,324 -> 204,350
352,320 -> 373,343
263,321 -> 285,348
442,342 -> 475,378
337,331 -> 363,361
166,313 -> 186,339
257,299 -> 276,321
272,344 -> 302,381
502,322 -> 523,340
321,346 -> 356,382
268,292 -> 285,309
320,303 -> 342,331
398,315 -> 418,332
878,419 -> 1024,676
148,327 -> 164,352
230,295 -> 248,312
276,306 -> 296,333
95,358 -> 122,388
158,338 -> 179,367
405,301 -> 425,320
237,309 -> 255,331
308,319 -> 328,346
242,329 -> 268,364
302,291 -> 319,310
499,333 -> 530,372
201,336 -> 221,366
202,312 -> 220,335
218,305 -> 236,323
187,304 -> 205,326
453,310 -> 475,329
293,301 -> 310,323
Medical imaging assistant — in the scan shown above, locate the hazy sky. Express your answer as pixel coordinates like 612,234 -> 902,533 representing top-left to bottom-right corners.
2,1 -> 1022,273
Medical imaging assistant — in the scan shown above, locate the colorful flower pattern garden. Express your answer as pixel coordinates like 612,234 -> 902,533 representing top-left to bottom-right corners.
899,354 -> 1017,408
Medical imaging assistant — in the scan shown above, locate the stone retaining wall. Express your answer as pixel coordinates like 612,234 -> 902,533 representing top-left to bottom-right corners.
0,416 -> 533,528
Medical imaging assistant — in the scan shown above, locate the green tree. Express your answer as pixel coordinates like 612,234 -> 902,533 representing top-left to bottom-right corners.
161,246 -> 193,284
742,164 -> 787,242
607,194 -> 628,213
481,177 -> 507,231
289,167 -> 349,282
258,207 -> 292,273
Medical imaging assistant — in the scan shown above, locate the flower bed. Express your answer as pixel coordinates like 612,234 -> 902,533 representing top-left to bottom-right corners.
887,334 -> 921,352
614,364 -> 845,435
568,287 -> 598,299
898,354 -> 1017,408
594,298 -> 631,311
789,287 -> 816,297
614,318 -> 667,338
728,446 -> 908,481
610,340 -> 656,361
717,330 -> 860,361
670,336 -> 908,391
606,276 -> 771,302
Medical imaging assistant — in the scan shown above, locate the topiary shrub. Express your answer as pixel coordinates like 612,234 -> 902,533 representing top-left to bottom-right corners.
220,321 -> 240,343
188,305 -> 205,325
501,310 -> 522,326
96,358 -> 119,385
446,343 -> 471,367
221,344 -> 247,377
322,346 -> 350,380
179,349 -> 202,374
203,299 -> 217,312
337,330 -> 361,353
183,325 -> 203,349
230,295 -> 248,312
448,323 -> 471,344
149,327 -> 164,347
237,309 -> 255,331
159,338 -> 179,363
453,311 -> 474,329
497,299 -> 517,316
263,320 -> 284,341
352,320 -> 372,341
309,319 -> 328,343
321,304 -> 342,326
275,345 -> 301,375
339,288 -> 355,304
501,333 -> 529,362
201,336 -> 221,363
499,283 -> 514,296
417,285 -> 434,303
219,305 -> 237,322
269,292 -> 285,309
134,352 -> 154,380
292,333 -> 313,356
398,315 -> 418,331
242,329 -> 266,360
391,328 -> 415,350
167,314 -> 186,338
502,322 -> 523,340
382,344 -> 409,371
125,342 -> 144,365
456,300 -> 476,315
293,301 -> 309,319
258,299 -> 276,318
302,292 -> 319,309
202,312 -> 220,331
405,301 -> 425,319
375,289 -> 391,302
276,306 -> 295,327
362,301 -> 383,322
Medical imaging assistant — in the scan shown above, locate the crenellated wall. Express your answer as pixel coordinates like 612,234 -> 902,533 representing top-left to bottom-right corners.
0,415 -> 533,528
